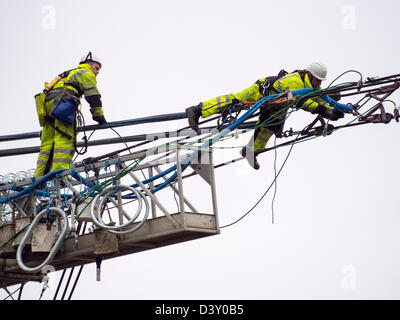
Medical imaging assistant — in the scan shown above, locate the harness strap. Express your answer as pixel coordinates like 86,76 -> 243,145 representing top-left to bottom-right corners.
256,69 -> 289,97
44,117 -> 73,140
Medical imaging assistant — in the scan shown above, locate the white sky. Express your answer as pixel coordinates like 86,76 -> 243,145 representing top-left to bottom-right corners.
0,0 -> 399,300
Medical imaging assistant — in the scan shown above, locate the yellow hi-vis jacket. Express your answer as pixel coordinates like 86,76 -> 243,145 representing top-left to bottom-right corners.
271,71 -> 333,113
200,81 -> 263,118
34,63 -> 104,178
49,63 -> 104,118
200,70 -> 333,118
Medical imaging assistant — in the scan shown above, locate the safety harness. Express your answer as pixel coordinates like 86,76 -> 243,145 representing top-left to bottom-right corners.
35,69 -> 88,153
217,70 -> 290,130
256,69 -> 289,97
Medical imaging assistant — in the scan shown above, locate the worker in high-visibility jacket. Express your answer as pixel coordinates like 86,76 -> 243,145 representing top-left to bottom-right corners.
185,62 -> 343,169
34,52 -> 107,178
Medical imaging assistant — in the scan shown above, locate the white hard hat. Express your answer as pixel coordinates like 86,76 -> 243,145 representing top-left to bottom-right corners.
306,62 -> 327,81
79,51 -> 102,67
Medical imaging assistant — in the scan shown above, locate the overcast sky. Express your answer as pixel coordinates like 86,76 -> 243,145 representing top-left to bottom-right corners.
0,0 -> 399,300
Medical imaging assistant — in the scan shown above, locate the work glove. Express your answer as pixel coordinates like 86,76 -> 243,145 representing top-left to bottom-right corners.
93,115 -> 107,125
313,105 -> 344,121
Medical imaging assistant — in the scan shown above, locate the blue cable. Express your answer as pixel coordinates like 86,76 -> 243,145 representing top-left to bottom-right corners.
0,169 -> 66,203
321,95 -> 354,113
151,87 -> 347,193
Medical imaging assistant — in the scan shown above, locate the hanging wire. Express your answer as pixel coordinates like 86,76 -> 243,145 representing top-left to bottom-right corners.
220,133 -> 299,229
271,136 -> 278,224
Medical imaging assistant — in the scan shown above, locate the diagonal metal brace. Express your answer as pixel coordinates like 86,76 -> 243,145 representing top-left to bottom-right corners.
119,162 -> 180,228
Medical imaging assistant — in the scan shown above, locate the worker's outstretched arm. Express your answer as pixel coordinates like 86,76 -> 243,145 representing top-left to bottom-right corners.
273,72 -> 343,121
79,71 -> 107,124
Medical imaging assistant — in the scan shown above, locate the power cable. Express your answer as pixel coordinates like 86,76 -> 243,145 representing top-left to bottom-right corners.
67,265 -> 84,300
218,72 -> 385,230
0,73 -> 397,296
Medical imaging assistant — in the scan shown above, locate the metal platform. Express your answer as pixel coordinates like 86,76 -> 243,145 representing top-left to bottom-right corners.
0,212 -> 219,287
0,145 -> 220,289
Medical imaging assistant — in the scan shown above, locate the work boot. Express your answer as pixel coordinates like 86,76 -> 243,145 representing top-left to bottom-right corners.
240,147 -> 260,170
185,105 -> 202,133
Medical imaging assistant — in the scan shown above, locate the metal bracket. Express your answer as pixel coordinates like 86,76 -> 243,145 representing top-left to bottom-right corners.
359,103 -> 394,124
190,151 -> 212,185
277,116 -> 335,139
360,112 -> 394,124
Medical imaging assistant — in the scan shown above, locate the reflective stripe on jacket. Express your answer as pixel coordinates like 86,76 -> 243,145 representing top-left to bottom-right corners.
201,79 -> 265,118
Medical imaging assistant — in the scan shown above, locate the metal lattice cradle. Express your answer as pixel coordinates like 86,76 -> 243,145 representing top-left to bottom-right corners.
0,145 -> 220,288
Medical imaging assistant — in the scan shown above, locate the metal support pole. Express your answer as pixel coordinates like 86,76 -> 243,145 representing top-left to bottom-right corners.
119,163 -> 180,228
17,283 -> 25,300
61,267 -> 74,300
175,147 -> 186,226
117,188 -> 124,227
53,270 -> 66,300
208,149 -> 220,231
148,167 -> 157,218
3,287 -> 15,300
67,265 -> 84,300
154,166 -> 199,213
114,161 -> 124,227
